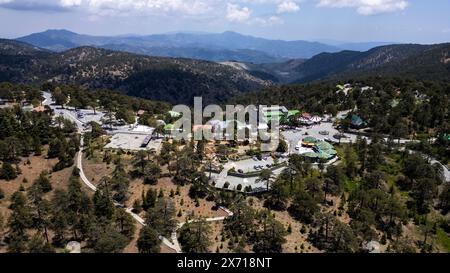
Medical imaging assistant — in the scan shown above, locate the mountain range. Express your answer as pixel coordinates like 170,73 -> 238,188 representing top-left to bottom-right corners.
0,39 -> 270,105
16,29 -> 392,64
0,36 -> 448,105
228,43 -> 450,83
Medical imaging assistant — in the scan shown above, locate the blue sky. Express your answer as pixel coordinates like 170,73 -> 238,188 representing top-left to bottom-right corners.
0,0 -> 449,43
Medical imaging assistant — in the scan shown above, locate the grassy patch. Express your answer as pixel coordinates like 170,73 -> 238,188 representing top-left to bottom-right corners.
379,158 -> 402,176
436,228 -> 450,253
334,145 -> 346,160
344,177 -> 360,194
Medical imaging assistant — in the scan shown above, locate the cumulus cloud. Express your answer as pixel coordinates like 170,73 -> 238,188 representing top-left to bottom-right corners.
0,0 -> 214,15
317,0 -> 409,15
0,0 -> 71,11
61,0 -> 214,16
277,1 -> 300,14
0,0 -> 410,24
226,3 -> 252,22
252,15 -> 283,26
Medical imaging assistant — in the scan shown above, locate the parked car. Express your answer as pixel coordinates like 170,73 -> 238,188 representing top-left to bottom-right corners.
238,169 -> 244,174
333,134 -> 348,140
319,131 -> 330,135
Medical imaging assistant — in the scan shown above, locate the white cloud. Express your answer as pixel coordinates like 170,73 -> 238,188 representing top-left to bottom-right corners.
59,0 -> 81,7
0,0 -> 410,28
277,1 -> 300,14
317,0 -> 409,15
58,0 -> 214,16
226,3 -> 252,22
252,15 -> 283,26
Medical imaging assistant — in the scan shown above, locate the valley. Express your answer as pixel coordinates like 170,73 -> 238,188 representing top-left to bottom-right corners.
0,22 -> 449,257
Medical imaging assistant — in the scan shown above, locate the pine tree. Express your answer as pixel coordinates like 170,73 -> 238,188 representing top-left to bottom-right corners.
137,226 -> 161,253
114,208 -> 136,238
93,190 -> 115,220
145,197 -> 177,237
178,219 -> 212,253
7,191 -> 32,252
0,162 -> 18,180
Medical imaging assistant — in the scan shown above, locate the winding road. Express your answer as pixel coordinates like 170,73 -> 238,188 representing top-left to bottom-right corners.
43,92 -> 447,253
43,92 -> 234,253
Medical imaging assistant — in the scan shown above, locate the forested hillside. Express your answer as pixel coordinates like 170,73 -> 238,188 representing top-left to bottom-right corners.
243,44 -> 450,84
0,40 -> 271,105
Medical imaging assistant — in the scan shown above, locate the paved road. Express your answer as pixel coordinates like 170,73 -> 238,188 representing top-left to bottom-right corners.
43,92 -> 185,252
44,91 -> 236,253
169,208 -> 234,253
46,94 -> 446,253
432,159 -> 450,182
401,148 -> 450,183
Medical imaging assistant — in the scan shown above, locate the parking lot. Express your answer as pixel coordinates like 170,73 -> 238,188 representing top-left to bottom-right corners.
74,109 -> 106,124
105,133 -> 162,152
282,122 -> 359,153
224,157 -> 282,174
210,165 -> 286,193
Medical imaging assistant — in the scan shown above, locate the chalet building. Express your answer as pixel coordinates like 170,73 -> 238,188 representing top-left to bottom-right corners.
351,115 -> 367,129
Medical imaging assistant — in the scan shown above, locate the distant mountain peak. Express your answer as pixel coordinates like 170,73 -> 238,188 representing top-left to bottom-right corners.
222,31 -> 241,35
43,29 -> 77,34
15,29 -> 401,62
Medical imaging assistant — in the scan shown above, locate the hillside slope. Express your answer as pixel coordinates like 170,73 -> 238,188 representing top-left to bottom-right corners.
0,39 -> 271,104
17,29 -> 341,62
241,43 -> 450,84
293,43 -> 450,83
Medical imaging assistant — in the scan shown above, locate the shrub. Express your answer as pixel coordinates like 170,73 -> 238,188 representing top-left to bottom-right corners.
0,162 -> 18,181
300,226 -> 307,234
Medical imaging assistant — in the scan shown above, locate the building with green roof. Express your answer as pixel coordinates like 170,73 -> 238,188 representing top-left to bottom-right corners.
261,107 -> 300,124
287,110 -> 300,118
264,111 -> 284,121
302,137 -> 319,147
301,140 -> 338,163
351,115 -> 367,129
303,152 -> 319,159
315,141 -> 334,151
168,111 -> 181,118
164,124 -> 175,134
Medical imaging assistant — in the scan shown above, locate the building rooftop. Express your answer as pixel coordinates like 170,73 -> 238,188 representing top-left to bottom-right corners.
168,110 -> 181,118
